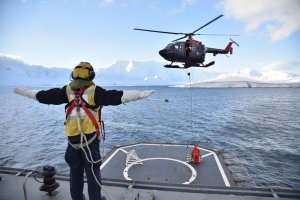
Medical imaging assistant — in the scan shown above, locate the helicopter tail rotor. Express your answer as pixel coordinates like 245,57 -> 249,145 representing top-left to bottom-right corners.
230,38 -> 239,47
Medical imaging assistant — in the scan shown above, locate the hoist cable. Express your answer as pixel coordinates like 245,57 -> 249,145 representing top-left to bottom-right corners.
187,71 -> 194,136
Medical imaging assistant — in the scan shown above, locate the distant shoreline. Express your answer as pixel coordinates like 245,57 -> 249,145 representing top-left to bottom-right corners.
172,81 -> 300,88
2,83 -> 300,88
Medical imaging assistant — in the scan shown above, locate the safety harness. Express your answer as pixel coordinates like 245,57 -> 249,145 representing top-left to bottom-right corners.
65,86 -> 105,149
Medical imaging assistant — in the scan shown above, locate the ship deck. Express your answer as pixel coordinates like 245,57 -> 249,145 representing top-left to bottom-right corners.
1,143 -> 299,200
101,143 -> 233,186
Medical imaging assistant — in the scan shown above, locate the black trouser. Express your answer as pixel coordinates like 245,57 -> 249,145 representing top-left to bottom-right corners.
65,137 -> 102,200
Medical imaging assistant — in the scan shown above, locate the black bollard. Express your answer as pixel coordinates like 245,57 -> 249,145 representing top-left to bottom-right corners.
39,165 -> 60,195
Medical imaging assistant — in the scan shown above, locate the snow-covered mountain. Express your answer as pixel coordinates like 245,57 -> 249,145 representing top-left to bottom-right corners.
0,56 -> 70,86
97,60 -> 218,86
1,55 -> 299,87
0,56 -> 217,86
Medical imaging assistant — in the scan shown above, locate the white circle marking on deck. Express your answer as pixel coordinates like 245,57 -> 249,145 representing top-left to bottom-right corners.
123,157 -> 197,184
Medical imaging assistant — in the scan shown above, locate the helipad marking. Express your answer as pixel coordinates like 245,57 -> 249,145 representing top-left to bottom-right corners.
101,148 -> 128,170
102,144 -> 230,187
201,152 -> 213,159
195,146 -> 230,186
100,148 -> 120,170
123,157 -> 197,184
119,148 -> 128,154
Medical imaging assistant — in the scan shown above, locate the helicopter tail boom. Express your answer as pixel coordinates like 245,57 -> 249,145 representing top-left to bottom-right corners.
224,42 -> 233,54
206,39 -> 239,56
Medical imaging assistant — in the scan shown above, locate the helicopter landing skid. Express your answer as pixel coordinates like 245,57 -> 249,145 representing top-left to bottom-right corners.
201,61 -> 215,68
164,65 -> 182,69
164,61 -> 215,69
185,61 -> 215,68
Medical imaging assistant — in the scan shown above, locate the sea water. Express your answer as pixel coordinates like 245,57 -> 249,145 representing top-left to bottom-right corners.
0,86 -> 299,189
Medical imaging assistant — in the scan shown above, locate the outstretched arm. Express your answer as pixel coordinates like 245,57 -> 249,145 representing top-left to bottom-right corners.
121,90 -> 154,103
14,86 -> 68,105
94,86 -> 154,106
14,88 -> 38,100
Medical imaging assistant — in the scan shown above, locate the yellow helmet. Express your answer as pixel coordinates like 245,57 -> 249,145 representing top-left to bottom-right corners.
71,62 -> 95,80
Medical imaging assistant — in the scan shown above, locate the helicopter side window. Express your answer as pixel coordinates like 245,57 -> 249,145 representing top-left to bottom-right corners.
174,44 -> 179,50
180,43 -> 185,49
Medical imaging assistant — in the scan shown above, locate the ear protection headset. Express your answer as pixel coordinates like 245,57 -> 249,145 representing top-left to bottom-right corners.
71,62 -> 95,81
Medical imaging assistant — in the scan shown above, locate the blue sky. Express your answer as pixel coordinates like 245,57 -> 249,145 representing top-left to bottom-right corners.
1,0 -> 300,81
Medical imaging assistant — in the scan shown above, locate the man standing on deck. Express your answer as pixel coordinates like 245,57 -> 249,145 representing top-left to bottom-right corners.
14,62 -> 154,200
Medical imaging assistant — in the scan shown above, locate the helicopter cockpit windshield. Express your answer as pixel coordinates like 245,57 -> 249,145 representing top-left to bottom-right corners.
165,43 -> 179,51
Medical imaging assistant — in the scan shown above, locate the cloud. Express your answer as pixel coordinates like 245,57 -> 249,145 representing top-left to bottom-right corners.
259,61 -> 299,81
168,0 -> 198,15
101,0 -> 114,4
149,0 -> 199,16
215,68 -> 260,80
220,0 -> 300,41
214,69 -> 294,82
99,0 -> 137,7
261,61 -> 299,72
100,0 -> 114,6
99,0 -> 198,14
213,61 -> 299,82
259,70 -> 293,81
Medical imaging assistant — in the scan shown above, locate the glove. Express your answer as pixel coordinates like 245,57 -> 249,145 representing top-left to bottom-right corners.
14,88 -> 38,100
121,90 -> 154,103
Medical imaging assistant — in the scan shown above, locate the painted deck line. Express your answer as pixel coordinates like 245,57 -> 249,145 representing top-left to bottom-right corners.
212,151 -> 230,186
119,148 -> 128,154
100,148 -> 120,170
201,152 -> 213,159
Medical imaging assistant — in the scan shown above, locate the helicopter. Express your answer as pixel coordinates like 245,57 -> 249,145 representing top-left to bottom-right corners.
134,15 -> 239,68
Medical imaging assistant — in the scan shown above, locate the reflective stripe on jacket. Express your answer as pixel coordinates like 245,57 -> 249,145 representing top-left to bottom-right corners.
65,85 -> 100,136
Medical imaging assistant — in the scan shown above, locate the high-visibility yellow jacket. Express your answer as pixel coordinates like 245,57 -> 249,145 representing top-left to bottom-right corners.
65,85 -> 100,136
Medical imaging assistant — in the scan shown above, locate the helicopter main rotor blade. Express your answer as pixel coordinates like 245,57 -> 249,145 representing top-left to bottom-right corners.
172,35 -> 188,42
194,33 -> 240,36
192,15 -> 224,34
134,28 -> 186,35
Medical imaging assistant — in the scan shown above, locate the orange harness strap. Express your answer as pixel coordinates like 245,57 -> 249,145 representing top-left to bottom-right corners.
65,87 -> 102,140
